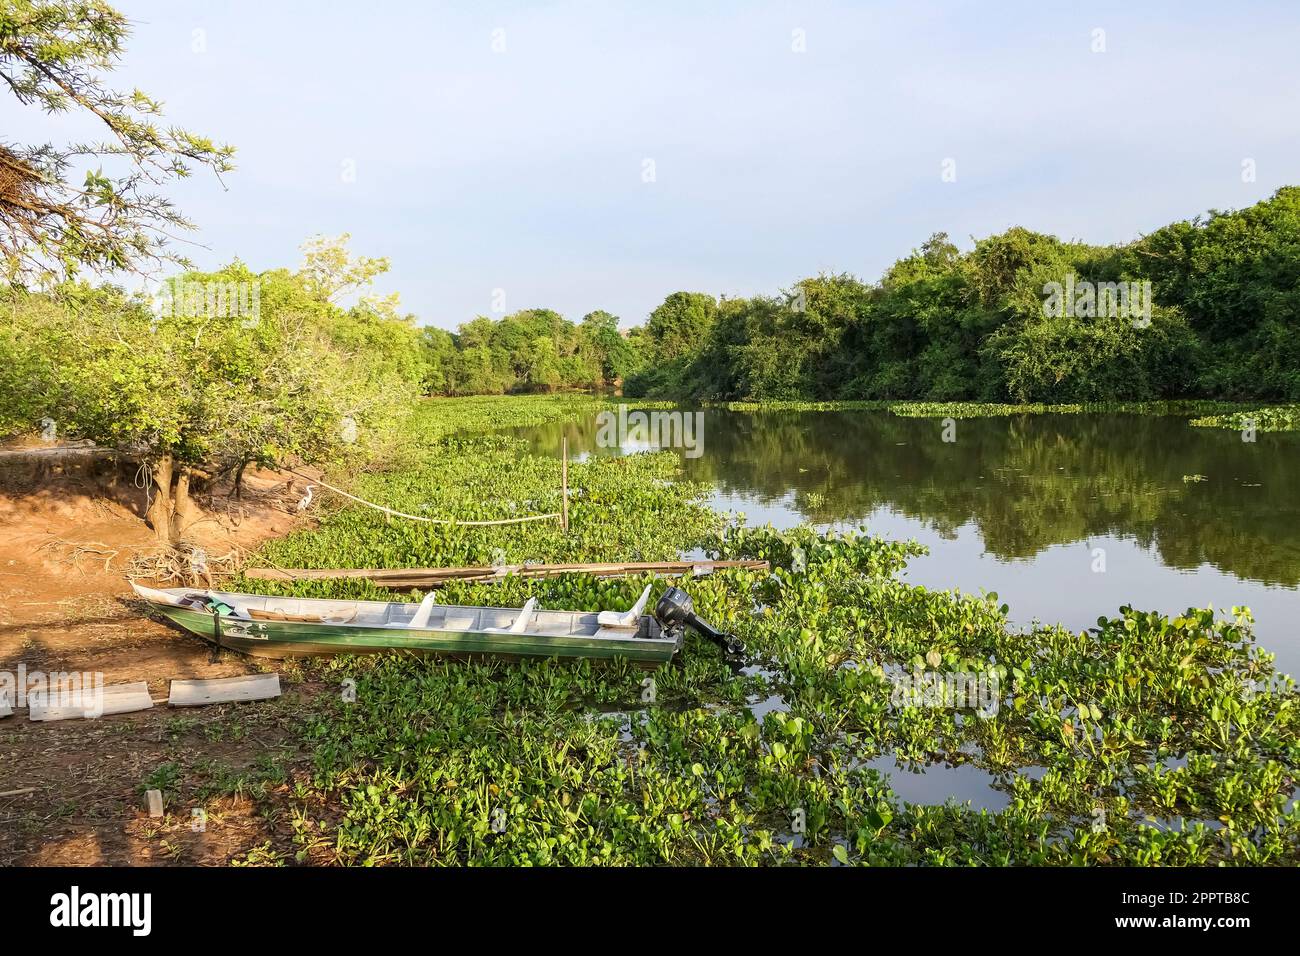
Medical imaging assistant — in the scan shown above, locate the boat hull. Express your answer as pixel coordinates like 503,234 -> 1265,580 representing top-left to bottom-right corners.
150,603 -> 681,665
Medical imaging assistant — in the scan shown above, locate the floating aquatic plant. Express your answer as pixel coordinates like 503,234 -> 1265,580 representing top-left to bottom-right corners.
226,397 -> 1299,866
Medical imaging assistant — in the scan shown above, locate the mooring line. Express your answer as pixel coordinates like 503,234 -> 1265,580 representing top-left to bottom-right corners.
277,467 -> 561,527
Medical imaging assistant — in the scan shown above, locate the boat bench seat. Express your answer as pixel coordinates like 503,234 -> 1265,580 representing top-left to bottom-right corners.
483,598 -> 537,634
596,584 -> 652,628
385,591 -> 442,628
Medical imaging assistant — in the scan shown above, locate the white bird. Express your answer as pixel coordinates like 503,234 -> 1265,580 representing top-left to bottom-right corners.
296,485 -> 316,512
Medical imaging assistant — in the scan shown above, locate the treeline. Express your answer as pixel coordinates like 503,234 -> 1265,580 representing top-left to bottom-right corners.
419,309 -> 643,396
625,187 -> 1300,402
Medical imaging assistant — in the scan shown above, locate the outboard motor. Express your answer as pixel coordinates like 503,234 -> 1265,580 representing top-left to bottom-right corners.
654,586 -> 745,662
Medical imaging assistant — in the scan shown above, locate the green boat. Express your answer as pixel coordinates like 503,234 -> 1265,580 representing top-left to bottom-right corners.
130,582 -> 742,665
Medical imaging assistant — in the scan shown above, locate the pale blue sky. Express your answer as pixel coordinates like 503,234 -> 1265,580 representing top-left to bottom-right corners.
5,1 -> 1298,329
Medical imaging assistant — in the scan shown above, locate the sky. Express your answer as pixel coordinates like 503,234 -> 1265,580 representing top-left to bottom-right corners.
4,0 -> 1298,329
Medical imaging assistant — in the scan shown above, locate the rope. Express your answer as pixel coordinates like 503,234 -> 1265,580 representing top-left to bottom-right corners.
133,460 -> 154,511
278,467 -> 562,527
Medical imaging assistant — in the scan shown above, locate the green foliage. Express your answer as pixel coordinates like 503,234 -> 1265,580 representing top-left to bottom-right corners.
234,396 -> 1299,866
627,190 -> 1300,404
580,309 -> 638,383
986,309 -> 1195,403
249,398 -> 721,574
297,233 -> 390,303
1190,405 -> 1300,432
644,291 -> 718,363
421,308 -> 640,397
1138,187 -> 1300,398
885,399 -> 1244,418
373,394 -> 612,443
0,245 -> 423,471
413,190 -> 1300,406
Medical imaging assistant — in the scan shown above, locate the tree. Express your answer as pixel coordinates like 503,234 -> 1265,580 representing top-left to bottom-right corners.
1136,186 -> 1300,398
580,309 -> 636,385
525,335 -> 560,390
0,250 -> 422,544
0,0 -> 235,282
419,326 -> 457,395
450,343 -> 507,395
644,291 -> 717,363
297,233 -> 390,303
424,308 -> 624,395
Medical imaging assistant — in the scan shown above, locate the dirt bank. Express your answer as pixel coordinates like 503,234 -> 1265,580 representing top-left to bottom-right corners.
0,453 -> 321,865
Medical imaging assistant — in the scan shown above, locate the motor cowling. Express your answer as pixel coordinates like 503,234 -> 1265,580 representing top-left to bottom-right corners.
654,586 -> 745,662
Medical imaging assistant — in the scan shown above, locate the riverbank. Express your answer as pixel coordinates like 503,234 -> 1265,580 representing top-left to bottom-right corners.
0,460 -> 314,864
2,396 -> 1296,865
706,398 -> 1300,427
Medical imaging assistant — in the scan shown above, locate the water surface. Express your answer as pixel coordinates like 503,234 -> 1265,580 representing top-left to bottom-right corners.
517,407 -> 1300,678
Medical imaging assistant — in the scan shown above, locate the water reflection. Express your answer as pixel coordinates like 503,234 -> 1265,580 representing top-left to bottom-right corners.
514,408 -> 1300,674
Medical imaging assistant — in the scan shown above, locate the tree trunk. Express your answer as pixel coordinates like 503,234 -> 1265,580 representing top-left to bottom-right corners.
171,467 -> 195,541
145,457 -> 206,546
175,468 -> 192,541
146,455 -> 175,544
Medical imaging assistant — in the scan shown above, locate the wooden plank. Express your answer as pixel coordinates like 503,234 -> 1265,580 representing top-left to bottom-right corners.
243,559 -> 770,588
246,559 -> 767,580
248,607 -> 358,624
593,626 -> 640,640
168,673 -> 281,707
28,681 -> 153,722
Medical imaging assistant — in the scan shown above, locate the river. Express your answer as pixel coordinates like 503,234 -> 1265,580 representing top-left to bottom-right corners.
517,406 -> 1300,680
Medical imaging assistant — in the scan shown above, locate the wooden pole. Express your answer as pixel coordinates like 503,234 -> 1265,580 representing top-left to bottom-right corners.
561,436 -> 569,533
242,559 -> 771,587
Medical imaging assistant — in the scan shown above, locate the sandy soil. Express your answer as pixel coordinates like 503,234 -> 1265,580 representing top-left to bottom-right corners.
0,452 -> 324,865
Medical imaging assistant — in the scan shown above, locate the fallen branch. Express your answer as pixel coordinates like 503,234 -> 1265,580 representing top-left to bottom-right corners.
37,536 -> 121,574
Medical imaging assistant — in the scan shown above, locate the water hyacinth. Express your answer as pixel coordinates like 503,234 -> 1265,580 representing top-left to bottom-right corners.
226,397 -> 1299,866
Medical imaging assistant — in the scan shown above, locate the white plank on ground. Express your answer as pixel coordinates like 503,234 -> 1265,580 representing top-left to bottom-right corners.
0,687 -> 12,718
168,673 -> 281,707
28,681 -> 153,722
